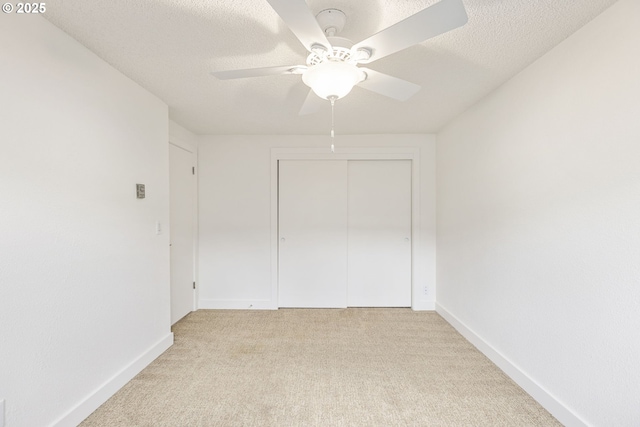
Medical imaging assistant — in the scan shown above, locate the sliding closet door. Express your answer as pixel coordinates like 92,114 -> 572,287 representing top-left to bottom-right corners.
278,160 -> 348,308
347,160 -> 412,307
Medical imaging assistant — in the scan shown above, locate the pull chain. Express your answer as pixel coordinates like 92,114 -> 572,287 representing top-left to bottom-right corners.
330,97 -> 336,153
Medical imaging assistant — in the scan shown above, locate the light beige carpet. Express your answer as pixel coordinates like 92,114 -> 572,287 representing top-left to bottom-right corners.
80,309 -> 561,426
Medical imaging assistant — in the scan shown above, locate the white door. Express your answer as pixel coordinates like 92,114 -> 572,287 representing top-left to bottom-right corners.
278,160 -> 348,308
347,160 -> 412,307
169,143 -> 195,324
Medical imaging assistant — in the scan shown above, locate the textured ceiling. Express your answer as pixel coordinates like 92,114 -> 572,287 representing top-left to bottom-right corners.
43,0 -> 617,135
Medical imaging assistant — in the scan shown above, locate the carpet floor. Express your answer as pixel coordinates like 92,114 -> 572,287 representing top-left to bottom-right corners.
80,309 -> 561,426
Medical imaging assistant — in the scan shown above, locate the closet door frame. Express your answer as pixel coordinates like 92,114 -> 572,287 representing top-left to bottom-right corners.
270,147 -> 422,310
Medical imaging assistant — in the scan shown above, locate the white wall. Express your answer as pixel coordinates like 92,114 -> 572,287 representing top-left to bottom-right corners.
197,135 -> 436,309
169,120 -> 198,152
436,0 -> 640,425
0,15 -> 172,427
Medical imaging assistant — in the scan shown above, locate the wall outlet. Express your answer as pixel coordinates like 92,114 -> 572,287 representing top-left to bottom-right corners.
423,286 -> 429,296
1,399 -> 5,427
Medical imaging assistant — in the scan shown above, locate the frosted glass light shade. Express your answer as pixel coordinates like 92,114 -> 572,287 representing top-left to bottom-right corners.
302,60 -> 364,100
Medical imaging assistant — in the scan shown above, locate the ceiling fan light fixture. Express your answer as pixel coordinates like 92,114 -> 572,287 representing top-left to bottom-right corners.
302,60 -> 364,100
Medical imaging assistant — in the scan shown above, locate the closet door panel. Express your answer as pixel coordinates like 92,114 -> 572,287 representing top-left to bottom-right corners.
347,160 -> 412,307
278,160 -> 348,308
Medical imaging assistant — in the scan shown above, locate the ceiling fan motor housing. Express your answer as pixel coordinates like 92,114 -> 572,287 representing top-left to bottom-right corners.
307,41 -> 353,66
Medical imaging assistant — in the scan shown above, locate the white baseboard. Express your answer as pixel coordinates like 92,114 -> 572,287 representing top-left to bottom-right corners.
52,333 -> 174,427
436,303 -> 587,427
198,299 -> 276,310
412,299 -> 436,311
199,299 -> 434,311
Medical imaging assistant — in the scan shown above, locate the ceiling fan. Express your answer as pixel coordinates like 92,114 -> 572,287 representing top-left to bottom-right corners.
211,0 -> 468,115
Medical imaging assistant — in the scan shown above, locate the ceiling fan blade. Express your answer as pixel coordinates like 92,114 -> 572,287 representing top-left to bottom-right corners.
357,68 -> 421,101
298,89 -> 326,116
211,65 -> 305,80
352,0 -> 468,64
266,0 -> 332,52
